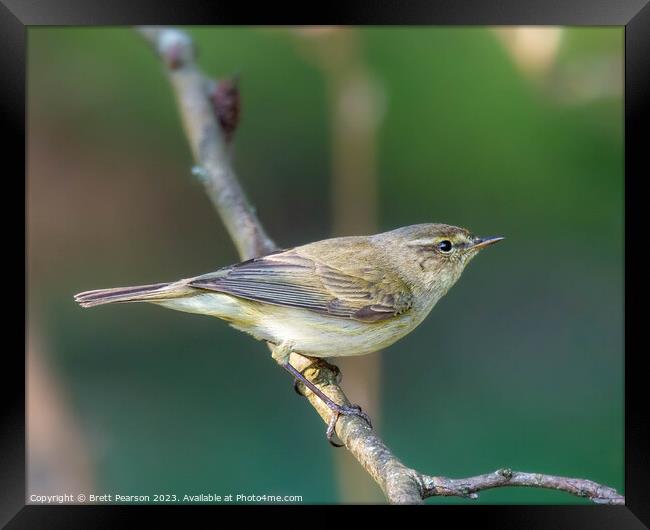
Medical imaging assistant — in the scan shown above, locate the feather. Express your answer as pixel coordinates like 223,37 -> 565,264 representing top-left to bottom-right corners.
188,246 -> 413,322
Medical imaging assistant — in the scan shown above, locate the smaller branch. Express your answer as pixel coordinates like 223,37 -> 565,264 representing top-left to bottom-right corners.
137,26 -> 275,261
420,468 -> 625,505
286,357 -> 625,505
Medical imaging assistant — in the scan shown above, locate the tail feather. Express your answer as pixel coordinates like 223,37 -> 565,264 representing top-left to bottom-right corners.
74,281 -> 183,308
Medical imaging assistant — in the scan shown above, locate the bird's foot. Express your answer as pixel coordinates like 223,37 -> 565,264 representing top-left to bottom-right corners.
280,359 -> 371,447
326,403 -> 373,448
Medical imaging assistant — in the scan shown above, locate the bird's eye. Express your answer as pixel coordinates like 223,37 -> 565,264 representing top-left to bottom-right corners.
438,240 -> 453,253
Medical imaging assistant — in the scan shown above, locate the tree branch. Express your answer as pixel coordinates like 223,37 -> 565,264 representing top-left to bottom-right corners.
420,468 -> 624,504
138,26 -> 275,261
136,26 -> 625,506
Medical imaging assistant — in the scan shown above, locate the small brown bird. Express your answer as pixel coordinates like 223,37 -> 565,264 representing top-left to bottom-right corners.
75,223 -> 503,441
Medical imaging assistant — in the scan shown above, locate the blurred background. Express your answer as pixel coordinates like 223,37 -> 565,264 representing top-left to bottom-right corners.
27,27 -> 623,504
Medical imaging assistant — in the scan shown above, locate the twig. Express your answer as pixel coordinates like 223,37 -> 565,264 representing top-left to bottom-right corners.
421,468 -> 624,504
135,26 -> 625,506
137,26 -> 275,260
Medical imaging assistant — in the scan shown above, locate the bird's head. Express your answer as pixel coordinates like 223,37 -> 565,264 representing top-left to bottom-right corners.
377,223 -> 504,296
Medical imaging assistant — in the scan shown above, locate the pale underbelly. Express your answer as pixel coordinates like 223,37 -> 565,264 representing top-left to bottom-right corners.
156,292 -> 427,358
237,306 -> 420,358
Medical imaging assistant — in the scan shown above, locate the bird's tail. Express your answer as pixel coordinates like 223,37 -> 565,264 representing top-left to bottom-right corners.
74,281 -> 191,308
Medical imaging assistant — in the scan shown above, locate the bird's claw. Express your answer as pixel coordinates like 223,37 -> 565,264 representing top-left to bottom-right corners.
327,414 -> 345,447
293,378 -> 307,397
326,403 -> 373,448
328,362 -> 342,384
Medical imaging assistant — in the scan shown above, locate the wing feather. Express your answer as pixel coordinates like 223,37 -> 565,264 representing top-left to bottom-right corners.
188,248 -> 413,322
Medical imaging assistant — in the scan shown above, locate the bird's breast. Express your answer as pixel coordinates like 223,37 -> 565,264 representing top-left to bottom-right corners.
238,304 -> 425,358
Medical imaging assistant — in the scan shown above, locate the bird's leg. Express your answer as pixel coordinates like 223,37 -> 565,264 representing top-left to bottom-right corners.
271,342 -> 371,446
283,363 -> 372,447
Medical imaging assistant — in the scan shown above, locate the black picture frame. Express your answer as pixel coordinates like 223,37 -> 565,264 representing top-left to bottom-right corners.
7,1 -> 648,527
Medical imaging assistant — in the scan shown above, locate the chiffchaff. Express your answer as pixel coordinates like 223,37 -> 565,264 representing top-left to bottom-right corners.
75,223 -> 503,441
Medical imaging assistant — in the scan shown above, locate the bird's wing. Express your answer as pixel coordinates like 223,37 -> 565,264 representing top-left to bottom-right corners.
188,247 -> 413,322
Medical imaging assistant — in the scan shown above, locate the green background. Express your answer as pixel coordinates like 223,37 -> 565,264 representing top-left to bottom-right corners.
27,27 -> 623,503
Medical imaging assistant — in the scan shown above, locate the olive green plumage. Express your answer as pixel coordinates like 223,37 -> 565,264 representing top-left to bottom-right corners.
74,223 -> 503,359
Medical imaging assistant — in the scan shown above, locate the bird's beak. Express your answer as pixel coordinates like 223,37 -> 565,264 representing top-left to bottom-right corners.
472,236 -> 505,250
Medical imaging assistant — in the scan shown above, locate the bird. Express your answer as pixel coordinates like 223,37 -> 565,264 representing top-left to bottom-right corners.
75,223 -> 503,442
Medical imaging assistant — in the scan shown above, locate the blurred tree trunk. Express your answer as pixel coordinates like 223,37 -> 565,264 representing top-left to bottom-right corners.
28,327 -> 95,498
293,28 -> 386,503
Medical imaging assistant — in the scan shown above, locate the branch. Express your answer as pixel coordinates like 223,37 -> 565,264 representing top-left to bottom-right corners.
137,26 -> 275,261
136,26 -> 625,506
421,468 -> 624,504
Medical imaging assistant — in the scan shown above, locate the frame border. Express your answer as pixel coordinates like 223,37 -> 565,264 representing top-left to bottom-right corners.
8,0 -> 648,526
